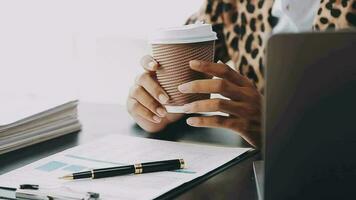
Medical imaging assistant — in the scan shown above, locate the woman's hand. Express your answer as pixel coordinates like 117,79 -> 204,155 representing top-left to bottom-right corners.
127,55 -> 184,133
178,60 -> 262,148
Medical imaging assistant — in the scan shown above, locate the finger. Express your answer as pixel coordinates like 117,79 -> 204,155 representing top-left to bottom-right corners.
127,98 -> 162,124
186,116 -> 261,147
182,99 -> 260,120
129,85 -> 167,117
186,116 -> 240,130
136,73 -> 169,104
189,60 -> 252,87
182,99 -> 232,114
140,55 -> 159,72
134,114 -> 168,133
178,79 -> 246,101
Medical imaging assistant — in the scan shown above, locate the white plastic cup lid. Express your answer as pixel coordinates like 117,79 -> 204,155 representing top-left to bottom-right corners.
149,23 -> 217,44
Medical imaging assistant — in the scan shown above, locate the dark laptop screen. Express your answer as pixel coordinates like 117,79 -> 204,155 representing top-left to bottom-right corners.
264,32 -> 356,200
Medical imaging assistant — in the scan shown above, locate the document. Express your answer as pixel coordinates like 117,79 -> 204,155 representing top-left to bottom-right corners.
0,94 -> 76,126
0,94 -> 80,154
0,135 -> 252,200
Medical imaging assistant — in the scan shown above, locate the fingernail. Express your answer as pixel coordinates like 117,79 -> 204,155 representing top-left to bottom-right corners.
148,61 -> 157,70
153,115 -> 161,123
178,83 -> 190,93
182,104 -> 191,113
156,107 -> 167,117
186,118 -> 197,126
158,94 -> 169,104
189,60 -> 200,68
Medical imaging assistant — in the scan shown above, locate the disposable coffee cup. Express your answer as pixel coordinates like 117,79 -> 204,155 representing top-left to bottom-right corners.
150,23 -> 217,113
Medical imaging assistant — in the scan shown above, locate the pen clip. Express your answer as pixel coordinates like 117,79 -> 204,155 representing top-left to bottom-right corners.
20,184 -> 39,190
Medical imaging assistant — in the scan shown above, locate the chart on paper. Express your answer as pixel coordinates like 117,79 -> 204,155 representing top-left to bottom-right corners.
0,135 -> 251,200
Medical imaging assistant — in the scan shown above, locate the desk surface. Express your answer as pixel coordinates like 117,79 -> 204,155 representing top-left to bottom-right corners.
0,102 -> 259,200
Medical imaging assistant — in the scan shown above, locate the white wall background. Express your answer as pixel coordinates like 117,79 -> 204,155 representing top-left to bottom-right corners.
0,0 -> 203,105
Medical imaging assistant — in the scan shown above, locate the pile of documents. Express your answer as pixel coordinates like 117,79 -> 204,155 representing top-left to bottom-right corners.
0,98 -> 81,154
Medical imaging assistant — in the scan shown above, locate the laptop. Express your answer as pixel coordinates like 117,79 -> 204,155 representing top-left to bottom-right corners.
254,31 -> 356,200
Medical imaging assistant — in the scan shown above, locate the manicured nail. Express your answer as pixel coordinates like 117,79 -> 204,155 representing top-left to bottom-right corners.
178,83 -> 190,93
158,94 -> 169,104
153,115 -> 161,123
189,60 -> 201,68
186,118 -> 197,126
156,107 -> 167,117
148,61 -> 157,70
182,104 -> 191,113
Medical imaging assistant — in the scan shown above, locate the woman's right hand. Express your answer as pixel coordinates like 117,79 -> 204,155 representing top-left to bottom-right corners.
127,55 -> 184,133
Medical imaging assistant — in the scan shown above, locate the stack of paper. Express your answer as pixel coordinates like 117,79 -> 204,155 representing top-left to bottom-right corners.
0,99 -> 81,154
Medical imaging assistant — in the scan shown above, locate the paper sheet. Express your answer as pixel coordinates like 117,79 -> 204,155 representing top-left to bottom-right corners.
0,135 -> 251,200
0,94 -> 76,126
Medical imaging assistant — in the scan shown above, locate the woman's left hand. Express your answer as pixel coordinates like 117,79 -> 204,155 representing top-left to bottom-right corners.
178,60 -> 262,148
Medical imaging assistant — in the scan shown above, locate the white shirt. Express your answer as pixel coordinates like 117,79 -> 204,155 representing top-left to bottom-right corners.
272,0 -> 320,34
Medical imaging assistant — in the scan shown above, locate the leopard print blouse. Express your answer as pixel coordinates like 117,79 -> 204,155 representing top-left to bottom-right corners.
186,0 -> 356,93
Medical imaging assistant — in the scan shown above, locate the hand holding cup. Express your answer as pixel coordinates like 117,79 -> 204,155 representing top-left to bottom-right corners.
179,60 -> 262,148
126,55 -> 184,133
127,23 -> 262,148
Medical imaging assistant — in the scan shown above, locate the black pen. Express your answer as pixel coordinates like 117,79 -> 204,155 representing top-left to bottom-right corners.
59,159 -> 185,180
